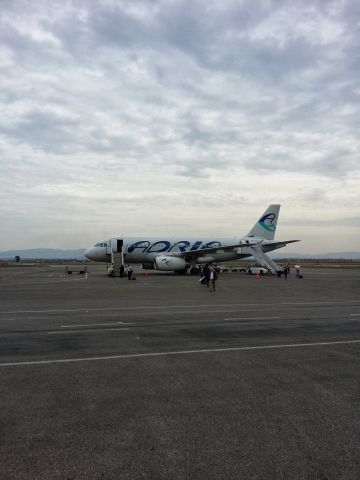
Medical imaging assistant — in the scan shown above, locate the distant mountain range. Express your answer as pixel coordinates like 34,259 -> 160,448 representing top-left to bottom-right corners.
271,251 -> 360,260
0,249 -> 87,260
0,248 -> 360,260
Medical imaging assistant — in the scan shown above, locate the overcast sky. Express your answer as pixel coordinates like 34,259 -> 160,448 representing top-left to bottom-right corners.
1,0 -> 359,253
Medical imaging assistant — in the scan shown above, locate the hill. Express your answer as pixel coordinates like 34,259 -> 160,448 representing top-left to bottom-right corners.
0,248 -> 86,260
271,251 -> 360,260
0,248 -> 359,261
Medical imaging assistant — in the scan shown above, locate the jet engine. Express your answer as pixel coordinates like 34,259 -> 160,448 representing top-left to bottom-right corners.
154,255 -> 187,271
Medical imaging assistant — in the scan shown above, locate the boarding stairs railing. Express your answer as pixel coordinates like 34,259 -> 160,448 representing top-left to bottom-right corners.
249,244 -> 282,275
111,251 -> 124,277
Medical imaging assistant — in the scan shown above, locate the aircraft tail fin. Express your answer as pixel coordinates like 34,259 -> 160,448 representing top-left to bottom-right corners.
247,204 -> 280,240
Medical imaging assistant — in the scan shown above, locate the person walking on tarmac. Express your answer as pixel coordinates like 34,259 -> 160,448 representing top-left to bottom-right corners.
283,265 -> 288,279
202,263 -> 210,286
208,266 -> 217,292
126,265 -> 133,280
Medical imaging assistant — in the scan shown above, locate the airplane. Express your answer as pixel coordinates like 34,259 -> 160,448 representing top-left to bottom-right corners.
84,204 -> 299,274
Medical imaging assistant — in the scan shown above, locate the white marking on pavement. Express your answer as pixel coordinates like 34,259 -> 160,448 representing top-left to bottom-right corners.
0,278 -> 87,287
350,314 -> 360,316
1,301 -> 359,315
1,339 -> 359,367
281,301 -> 360,306
48,327 -> 131,334
61,322 -> 135,328
224,316 -> 281,321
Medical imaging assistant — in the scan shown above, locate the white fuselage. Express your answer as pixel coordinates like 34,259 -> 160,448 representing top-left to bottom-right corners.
85,236 -> 278,265
84,205 -> 298,272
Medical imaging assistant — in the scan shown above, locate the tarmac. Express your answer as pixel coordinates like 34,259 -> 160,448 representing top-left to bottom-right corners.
1,264 -> 360,479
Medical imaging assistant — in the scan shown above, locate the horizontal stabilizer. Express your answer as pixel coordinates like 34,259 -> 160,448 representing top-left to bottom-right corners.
262,239 -> 300,253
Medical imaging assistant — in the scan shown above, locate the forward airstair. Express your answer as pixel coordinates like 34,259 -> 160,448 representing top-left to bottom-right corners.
249,244 -> 282,275
111,251 -> 124,277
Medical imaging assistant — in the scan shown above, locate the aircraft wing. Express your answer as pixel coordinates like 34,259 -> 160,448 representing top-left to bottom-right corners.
167,242 -> 260,262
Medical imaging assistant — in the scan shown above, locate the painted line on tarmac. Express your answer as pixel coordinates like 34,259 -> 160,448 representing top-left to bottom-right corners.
0,278 -> 87,287
350,314 -> 360,316
47,327 -> 131,335
61,322 -> 135,328
280,301 -> 360,306
1,339 -> 360,367
224,316 -> 281,321
1,300 -> 360,315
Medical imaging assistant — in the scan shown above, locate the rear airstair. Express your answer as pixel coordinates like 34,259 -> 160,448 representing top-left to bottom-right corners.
249,244 -> 282,275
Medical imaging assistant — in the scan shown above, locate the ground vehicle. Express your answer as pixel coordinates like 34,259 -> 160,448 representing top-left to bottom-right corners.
221,265 -> 246,273
247,265 -> 269,275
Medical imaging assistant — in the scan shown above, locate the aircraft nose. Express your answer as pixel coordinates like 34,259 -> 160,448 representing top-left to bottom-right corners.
84,248 -> 95,260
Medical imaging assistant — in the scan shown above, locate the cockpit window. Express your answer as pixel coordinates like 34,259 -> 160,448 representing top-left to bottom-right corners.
94,242 -> 109,247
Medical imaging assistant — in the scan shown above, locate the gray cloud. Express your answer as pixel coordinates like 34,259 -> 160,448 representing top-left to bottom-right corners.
284,217 -> 360,227
0,0 -> 359,251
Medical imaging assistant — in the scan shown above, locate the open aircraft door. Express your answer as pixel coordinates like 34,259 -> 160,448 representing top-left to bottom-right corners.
110,239 -> 123,254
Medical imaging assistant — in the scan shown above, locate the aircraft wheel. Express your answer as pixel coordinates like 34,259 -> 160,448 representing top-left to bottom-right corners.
175,269 -> 188,275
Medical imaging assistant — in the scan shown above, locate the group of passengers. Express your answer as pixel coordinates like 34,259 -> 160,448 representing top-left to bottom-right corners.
199,263 -> 218,292
278,263 -> 302,279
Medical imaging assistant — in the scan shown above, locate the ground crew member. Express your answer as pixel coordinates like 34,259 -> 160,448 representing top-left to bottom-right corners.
107,263 -> 114,277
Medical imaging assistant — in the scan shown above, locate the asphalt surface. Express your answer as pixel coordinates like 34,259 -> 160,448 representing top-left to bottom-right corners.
1,265 -> 360,479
